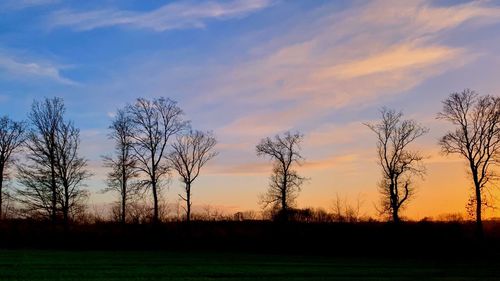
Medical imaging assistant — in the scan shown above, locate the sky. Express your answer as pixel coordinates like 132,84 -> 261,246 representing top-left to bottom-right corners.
1,0 -> 500,219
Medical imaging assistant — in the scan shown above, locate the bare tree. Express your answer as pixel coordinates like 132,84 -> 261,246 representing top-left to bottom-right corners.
365,108 -> 428,223
53,120 -> 91,224
331,193 -> 363,223
168,130 -> 217,222
0,116 -> 26,219
437,89 -> 500,235
127,97 -> 188,223
17,97 -> 90,224
102,109 -> 140,224
17,98 -> 64,222
256,131 -> 306,220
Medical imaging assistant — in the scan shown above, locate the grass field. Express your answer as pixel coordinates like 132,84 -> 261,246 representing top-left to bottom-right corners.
0,250 -> 498,281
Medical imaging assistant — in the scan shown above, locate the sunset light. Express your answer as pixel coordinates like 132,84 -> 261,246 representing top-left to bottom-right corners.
0,1 -> 499,280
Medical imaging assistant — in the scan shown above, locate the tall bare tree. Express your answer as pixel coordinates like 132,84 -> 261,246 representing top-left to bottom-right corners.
256,131 -> 306,219
102,109 -> 140,224
17,98 -> 64,222
365,108 -> 428,223
168,130 -> 217,222
438,89 -> 500,235
17,97 -> 90,224
0,116 -> 26,218
54,120 -> 91,224
127,97 -> 188,223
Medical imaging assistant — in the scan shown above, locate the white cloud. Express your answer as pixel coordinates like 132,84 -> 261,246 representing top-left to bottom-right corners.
315,44 -> 461,80
195,0 -> 499,134
73,0 -> 500,202
0,0 -> 59,11
0,53 -> 76,85
360,0 -> 500,35
47,0 -> 274,32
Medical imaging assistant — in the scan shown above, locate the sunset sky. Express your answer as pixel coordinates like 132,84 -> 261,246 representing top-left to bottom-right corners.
1,0 -> 500,219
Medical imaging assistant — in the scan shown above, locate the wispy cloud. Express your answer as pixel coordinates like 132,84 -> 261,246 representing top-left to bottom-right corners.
87,1 -> 500,180
315,44 -> 461,80
0,53 -> 76,85
197,0 -> 500,135
145,0 -> 497,183
46,0 -> 274,32
305,122 -> 370,148
360,0 -> 500,35
0,0 -> 59,11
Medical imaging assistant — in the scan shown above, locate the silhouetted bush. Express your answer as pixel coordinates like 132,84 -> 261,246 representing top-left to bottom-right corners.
0,219 -> 499,258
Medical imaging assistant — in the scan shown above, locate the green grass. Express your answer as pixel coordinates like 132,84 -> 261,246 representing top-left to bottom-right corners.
0,250 -> 498,280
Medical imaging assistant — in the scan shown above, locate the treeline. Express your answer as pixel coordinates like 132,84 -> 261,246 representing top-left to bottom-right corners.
0,97 -> 216,226
252,89 -> 500,239
1,219 -> 499,256
0,89 -> 498,235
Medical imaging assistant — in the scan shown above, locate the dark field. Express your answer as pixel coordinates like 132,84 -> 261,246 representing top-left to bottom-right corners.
0,250 -> 499,281
1,221 -> 500,280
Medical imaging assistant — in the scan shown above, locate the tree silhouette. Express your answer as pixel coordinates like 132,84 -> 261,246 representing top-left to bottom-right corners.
365,108 -> 428,223
438,89 -> 500,236
127,97 -> 188,224
17,98 -> 90,224
103,109 -> 140,224
256,131 -> 306,220
17,98 -> 65,222
0,116 -> 26,219
54,120 -> 91,225
168,130 -> 217,222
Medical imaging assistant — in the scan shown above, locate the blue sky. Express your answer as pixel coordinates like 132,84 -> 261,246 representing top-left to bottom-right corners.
1,0 -> 500,218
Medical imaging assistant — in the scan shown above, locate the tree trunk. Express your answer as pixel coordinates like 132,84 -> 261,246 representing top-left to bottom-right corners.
281,188 -> 287,221
151,153 -> 159,224
50,162 -> 57,224
63,184 -> 69,226
390,182 -> 400,223
121,168 -> 126,224
475,185 -> 483,238
471,166 -> 483,239
152,179 -> 159,224
392,207 -> 400,223
0,164 -> 4,220
121,191 -> 126,224
186,182 -> 191,223
280,177 -> 288,222
281,171 -> 287,212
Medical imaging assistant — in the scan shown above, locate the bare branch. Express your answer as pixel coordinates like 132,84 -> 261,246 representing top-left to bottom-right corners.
167,130 -> 217,222
102,109 -> 141,223
126,97 -> 189,223
437,89 -> 500,234
256,131 -> 307,220
365,108 -> 428,223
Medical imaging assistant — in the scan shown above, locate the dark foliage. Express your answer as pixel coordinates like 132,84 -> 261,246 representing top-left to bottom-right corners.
0,220 -> 498,258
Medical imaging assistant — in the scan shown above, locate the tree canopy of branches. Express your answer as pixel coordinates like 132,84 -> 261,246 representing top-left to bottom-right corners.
256,131 -> 306,220
54,120 -> 91,223
168,130 -> 217,222
365,108 -> 428,223
127,97 -> 188,223
0,116 -> 26,218
16,97 -> 90,224
438,89 -> 500,235
102,109 -> 140,224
